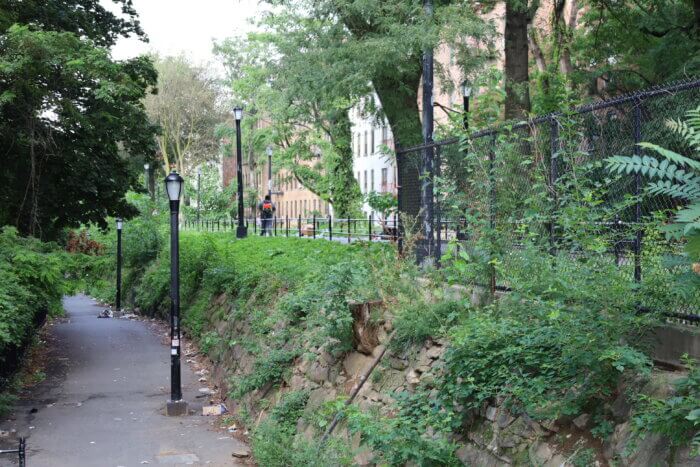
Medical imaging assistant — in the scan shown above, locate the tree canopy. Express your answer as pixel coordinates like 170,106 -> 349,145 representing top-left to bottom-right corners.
0,1 -> 157,239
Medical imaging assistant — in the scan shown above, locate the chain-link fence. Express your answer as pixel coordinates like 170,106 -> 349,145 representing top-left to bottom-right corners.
397,78 -> 700,321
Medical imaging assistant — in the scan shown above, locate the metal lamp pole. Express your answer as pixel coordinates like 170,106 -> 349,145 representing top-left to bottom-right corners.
197,167 -> 202,224
461,80 -> 472,132
266,145 -> 273,199
164,170 -> 187,416
115,218 -> 123,311
234,107 -> 247,238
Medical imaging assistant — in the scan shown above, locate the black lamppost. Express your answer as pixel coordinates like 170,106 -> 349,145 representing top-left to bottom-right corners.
196,167 -> 202,224
461,80 -> 472,132
266,145 -> 273,199
234,107 -> 247,238
164,170 -> 187,416
115,218 -> 123,311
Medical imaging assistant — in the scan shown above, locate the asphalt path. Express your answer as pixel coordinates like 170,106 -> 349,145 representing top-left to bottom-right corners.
0,295 -> 247,467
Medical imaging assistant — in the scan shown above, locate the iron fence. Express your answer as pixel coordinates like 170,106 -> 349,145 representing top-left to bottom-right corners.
396,77 -> 700,321
182,215 -> 399,244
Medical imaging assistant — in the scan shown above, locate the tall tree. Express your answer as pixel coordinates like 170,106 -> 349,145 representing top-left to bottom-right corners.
504,0 -> 538,120
144,55 -> 224,178
0,1 -> 157,238
575,0 -> 700,93
242,0 -> 491,216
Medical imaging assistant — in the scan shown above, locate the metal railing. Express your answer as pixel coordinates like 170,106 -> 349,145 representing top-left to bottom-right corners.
183,215 -> 400,244
0,437 -> 26,466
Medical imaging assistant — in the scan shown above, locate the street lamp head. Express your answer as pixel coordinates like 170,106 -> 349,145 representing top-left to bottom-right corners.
144,163 -> 150,170
197,167 -> 202,176
165,170 -> 184,202
233,106 -> 243,121
116,218 -> 123,230
461,80 -> 473,98
266,145 -> 273,157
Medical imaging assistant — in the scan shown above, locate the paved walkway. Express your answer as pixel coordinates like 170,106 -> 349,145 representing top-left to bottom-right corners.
0,295 -> 247,466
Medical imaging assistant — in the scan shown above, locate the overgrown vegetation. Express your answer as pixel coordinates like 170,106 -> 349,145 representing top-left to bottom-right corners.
0,226 -> 88,413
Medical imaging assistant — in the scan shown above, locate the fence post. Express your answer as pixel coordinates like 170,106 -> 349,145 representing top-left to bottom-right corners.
286,216 -> 289,237
298,215 -> 302,237
489,135 -> 497,295
347,218 -> 351,243
369,213 -> 373,241
633,103 -> 643,283
274,216 -> 277,236
435,146 -> 442,267
328,215 -> 333,241
549,117 -> 559,255
313,214 -> 316,239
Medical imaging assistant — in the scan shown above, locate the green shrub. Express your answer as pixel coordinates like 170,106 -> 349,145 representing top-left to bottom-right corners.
0,227 -> 79,390
631,357 -> 700,456
441,295 -> 651,420
251,417 -> 352,467
391,300 -> 464,352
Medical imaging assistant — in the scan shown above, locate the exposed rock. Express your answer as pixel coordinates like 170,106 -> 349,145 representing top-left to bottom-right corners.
455,443 -> 502,467
545,454 -> 566,467
572,413 -> 590,430
611,391 -> 632,421
372,344 -> 386,359
388,356 -> 408,371
406,369 -> 421,385
306,387 -> 337,410
426,345 -> 444,360
343,352 -> 373,377
354,448 -> 374,466
497,409 -> 516,429
529,441 -> 554,465
485,406 -> 498,422
306,361 -> 329,384
231,446 -> 251,458
675,446 -> 700,466
628,432 -> 670,467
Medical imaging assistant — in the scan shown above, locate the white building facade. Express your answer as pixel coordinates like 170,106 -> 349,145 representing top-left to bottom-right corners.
350,95 -> 398,219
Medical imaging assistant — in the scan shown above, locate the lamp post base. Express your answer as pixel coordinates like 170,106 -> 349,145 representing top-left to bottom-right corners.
165,399 -> 188,416
236,225 -> 248,239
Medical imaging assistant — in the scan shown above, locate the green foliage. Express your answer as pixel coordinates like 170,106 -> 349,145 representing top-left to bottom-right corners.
0,13 -> 157,238
441,288 -> 651,421
0,227 -> 83,390
607,106 -> 700,261
342,393 -> 461,466
251,416 -> 352,467
230,348 -> 299,399
632,357 -> 700,456
391,300 -> 464,352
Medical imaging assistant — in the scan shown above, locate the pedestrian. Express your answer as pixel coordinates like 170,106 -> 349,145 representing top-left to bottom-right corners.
258,194 -> 276,236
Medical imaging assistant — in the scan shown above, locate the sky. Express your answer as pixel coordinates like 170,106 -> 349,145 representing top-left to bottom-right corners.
101,0 -> 261,65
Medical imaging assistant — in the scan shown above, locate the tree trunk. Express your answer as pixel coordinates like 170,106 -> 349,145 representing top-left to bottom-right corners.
328,111 -> 361,218
695,0 -> 700,33
504,0 -> 531,120
372,62 -> 423,218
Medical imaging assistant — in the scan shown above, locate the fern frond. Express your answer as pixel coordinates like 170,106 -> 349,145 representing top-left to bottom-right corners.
647,179 -> 700,201
638,143 -> 700,171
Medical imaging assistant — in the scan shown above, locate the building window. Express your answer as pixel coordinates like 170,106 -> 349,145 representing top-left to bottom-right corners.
304,199 -> 307,215
370,128 -> 375,154
382,125 -> 389,144
381,168 -> 388,192
370,169 -> 374,192
364,170 -> 367,193
364,131 -> 367,157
